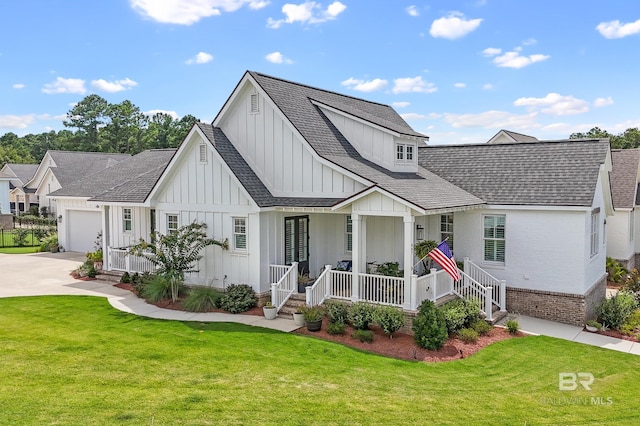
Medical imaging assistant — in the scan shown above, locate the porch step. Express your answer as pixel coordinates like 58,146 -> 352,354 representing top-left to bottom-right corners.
95,270 -> 124,284
487,308 -> 508,325
277,292 -> 307,319
434,293 -> 460,306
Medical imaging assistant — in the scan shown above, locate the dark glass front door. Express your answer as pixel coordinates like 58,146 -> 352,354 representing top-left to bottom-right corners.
284,216 -> 309,275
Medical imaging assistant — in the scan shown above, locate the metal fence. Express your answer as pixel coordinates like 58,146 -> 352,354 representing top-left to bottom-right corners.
0,229 -> 45,248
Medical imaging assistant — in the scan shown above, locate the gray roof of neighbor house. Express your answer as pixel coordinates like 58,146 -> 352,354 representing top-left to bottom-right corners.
610,148 -> 640,209
1,163 -> 38,184
488,129 -> 539,143
419,139 -> 610,207
41,151 -> 131,188
219,71 -> 485,211
50,149 -> 176,203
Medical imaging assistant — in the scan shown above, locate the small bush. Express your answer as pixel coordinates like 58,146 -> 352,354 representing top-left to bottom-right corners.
133,273 -> 151,295
597,291 -> 638,329
607,257 -> 629,284
506,319 -> 519,335
412,300 -> 448,350
13,228 -> 29,247
142,274 -> 173,302
619,310 -> 640,336
325,300 -> 350,325
351,329 -> 374,343
458,328 -> 479,343
184,286 -> 222,312
439,298 -> 481,335
300,305 -> 324,322
326,322 -> 346,336
74,260 -> 96,278
349,302 -> 375,330
217,284 -> 257,314
373,305 -> 406,338
470,319 -> 492,336
39,233 -> 58,252
622,268 -> 640,304
121,272 -> 131,284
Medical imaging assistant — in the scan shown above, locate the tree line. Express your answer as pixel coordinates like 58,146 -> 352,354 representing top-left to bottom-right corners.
0,94 -> 199,167
570,127 -> 640,149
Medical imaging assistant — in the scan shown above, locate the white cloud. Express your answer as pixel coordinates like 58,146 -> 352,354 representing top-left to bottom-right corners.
453,82 -> 466,88
482,47 -> 502,57
514,93 -> 589,116
130,0 -> 267,25
265,51 -> 293,64
430,12 -> 482,40
443,110 -> 539,129
392,76 -> 437,94
186,51 -> 214,64
145,109 -> 180,119
392,101 -> 410,108
491,50 -> 550,69
594,97 -> 614,107
482,83 -> 494,90
267,1 -> 346,29
341,77 -> 388,92
596,18 -> 640,39
36,113 -> 67,121
400,113 -> 428,120
90,78 -> 138,93
0,114 -> 35,129
406,5 -> 419,17
522,38 -> 537,46
42,77 -> 86,94
12,83 -> 25,89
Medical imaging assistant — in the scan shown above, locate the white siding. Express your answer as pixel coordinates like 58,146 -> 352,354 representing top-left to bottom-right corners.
56,198 -> 102,253
607,209 -> 634,263
0,180 -> 9,214
107,206 -> 151,248
218,82 -> 366,198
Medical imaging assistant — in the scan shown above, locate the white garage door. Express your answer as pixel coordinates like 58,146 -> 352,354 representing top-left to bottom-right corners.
67,210 -> 102,253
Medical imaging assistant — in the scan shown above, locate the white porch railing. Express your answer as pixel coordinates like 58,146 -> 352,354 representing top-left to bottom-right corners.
464,257 -> 507,312
108,247 -> 157,274
306,265 -> 334,306
359,273 -> 405,307
270,262 -> 297,312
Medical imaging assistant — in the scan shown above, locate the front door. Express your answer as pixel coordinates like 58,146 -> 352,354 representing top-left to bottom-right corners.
284,215 -> 309,275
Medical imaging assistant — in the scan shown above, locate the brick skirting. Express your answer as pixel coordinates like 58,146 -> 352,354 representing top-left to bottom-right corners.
505,275 -> 607,326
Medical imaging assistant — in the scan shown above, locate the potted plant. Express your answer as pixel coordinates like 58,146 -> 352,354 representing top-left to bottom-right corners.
292,305 -> 305,326
585,320 -> 602,332
301,305 -> 324,331
298,273 -> 314,293
263,302 -> 277,320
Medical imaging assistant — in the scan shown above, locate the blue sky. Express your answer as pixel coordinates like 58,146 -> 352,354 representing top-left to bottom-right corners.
1,0 -> 639,145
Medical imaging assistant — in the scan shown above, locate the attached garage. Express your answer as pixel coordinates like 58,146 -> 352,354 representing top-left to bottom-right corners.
66,210 -> 102,253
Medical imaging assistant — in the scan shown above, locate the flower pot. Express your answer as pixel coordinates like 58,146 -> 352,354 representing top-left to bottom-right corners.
585,325 -> 598,332
298,282 -> 309,293
263,306 -> 277,320
306,319 -> 322,332
293,312 -> 305,326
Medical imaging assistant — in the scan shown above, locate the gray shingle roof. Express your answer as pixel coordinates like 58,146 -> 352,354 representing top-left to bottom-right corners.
1,163 -> 38,183
242,72 -> 484,211
46,151 -> 130,188
419,139 -> 610,206
610,148 -> 640,209
50,149 -> 176,203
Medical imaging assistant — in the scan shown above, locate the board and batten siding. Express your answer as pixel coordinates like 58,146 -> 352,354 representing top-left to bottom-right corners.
108,206 -> 151,249
607,209 -> 634,263
56,197 -> 102,252
218,83 -> 366,198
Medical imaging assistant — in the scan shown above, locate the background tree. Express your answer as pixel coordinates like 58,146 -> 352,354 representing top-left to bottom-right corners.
63,94 -> 108,151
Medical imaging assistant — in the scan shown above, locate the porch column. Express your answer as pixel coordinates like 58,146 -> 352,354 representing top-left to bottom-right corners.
351,213 -> 361,301
403,215 -> 414,309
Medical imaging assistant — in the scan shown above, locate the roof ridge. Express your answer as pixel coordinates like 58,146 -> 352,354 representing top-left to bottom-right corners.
420,138 -> 608,148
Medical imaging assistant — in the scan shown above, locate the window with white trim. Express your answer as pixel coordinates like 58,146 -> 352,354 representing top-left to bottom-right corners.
591,210 -> 599,257
233,217 -> 247,251
346,215 -> 352,252
250,93 -> 259,114
440,214 -> 454,251
395,143 -> 414,162
167,214 -> 179,233
199,144 -> 207,163
483,215 -> 505,263
123,208 -> 132,232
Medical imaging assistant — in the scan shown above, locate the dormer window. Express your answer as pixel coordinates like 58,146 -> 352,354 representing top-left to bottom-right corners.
250,93 -> 259,114
396,143 -> 414,162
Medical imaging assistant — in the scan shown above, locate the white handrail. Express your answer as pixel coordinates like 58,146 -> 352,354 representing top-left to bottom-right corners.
269,262 -> 297,312
464,257 -> 506,312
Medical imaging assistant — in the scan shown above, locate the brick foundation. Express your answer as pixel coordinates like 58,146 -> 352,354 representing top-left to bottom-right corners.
505,275 -> 606,326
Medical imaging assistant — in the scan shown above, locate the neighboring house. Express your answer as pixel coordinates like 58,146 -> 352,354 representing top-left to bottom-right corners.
486,129 -> 539,144
97,71 -> 612,326
49,149 -> 176,254
24,151 -> 129,219
0,163 -> 38,214
0,169 -> 11,215
607,148 -> 640,269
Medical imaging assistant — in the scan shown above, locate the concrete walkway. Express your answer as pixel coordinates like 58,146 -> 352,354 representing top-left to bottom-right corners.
1,252 -> 638,354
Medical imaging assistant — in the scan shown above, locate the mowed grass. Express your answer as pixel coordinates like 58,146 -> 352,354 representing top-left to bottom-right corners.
1,296 -> 639,425
0,230 -> 39,248
0,246 -> 40,254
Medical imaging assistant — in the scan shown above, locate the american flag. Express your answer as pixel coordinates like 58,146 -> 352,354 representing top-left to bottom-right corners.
428,240 -> 461,281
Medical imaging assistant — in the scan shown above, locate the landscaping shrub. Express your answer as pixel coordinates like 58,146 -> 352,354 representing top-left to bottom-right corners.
217,284 -> 257,314
373,305 -> 406,338
13,228 -> 29,247
375,262 -> 403,277
618,310 -> 640,336
470,319 -> 492,336
597,291 -> 638,329
133,273 -> 150,295
458,328 -> 479,343
326,322 -> 346,336
325,300 -> 350,325
142,274 -> 174,302
74,260 -> 96,278
506,319 -> 519,335
349,301 -> 375,330
351,329 -> 374,343
439,298 -> 481,335
184,286 -> 222,312
607,257 -> 629,284
120,272 -> 131,284
622,268 -> 640,304
39,233 -> 58,252
412,300 -> 448,350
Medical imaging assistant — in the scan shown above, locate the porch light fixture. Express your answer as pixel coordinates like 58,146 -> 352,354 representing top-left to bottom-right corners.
58,215 -> 62,223
416,224 -> 424,241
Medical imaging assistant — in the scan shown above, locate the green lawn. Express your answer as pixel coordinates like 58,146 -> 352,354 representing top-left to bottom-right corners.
0,246 -> 40,254
0,229 -> 39,248
1,296 -> 639,425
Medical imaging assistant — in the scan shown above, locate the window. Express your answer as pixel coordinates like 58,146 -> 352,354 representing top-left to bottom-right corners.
483,215 -> 505,263
199,144 -> 207,163
233,217 -> 247,251
395,143 -> 415,162
123,208 -> 132,232
591,210 -> 599,257
167,214 -> 179,233
346,215 -> 353,252
440,214 -> 454,251
396,144 -> 404,161
250,93 -> 259,114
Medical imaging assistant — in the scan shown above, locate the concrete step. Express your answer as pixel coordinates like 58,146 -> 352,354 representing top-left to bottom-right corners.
95,270 -> 124,283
